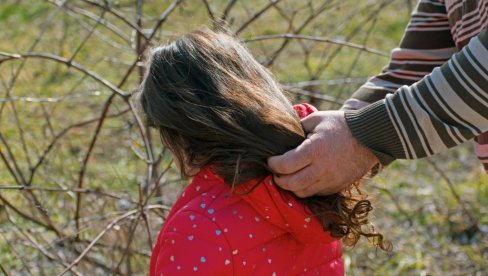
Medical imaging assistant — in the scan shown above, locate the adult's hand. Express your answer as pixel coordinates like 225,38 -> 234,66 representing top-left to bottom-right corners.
268,110 -> 379,197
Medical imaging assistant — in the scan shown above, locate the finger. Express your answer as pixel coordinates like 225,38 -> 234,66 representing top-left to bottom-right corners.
301,110 -> 344,134
300,183 -> 333,197
272,164 -> 317,195
301,172 -> 362,197
292,177 -> 341,198
300,111 -> 325,133
267,138 -> 314,175
301,111 -> 331,133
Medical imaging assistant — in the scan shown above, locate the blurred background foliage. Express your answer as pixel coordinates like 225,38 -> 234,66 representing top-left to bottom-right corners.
0,0 -> 486,275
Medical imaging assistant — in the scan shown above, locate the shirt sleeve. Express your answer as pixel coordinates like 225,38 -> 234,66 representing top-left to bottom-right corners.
342,0 -> 456,110
344,26 -> 488,165
151,211 -> 233,275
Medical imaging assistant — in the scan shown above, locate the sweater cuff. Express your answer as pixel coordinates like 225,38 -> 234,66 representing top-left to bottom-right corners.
344,100 -> 404,166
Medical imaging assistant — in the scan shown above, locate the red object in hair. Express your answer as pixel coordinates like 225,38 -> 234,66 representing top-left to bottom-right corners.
149,104 -> 343,275
293,103 -> 318,119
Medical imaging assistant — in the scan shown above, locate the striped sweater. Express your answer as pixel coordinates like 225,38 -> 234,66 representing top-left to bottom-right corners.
343,0 -> 488,170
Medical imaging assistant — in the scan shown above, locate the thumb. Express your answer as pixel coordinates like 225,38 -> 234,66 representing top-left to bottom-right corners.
302,110 -> 345,133
267,138 -> 314,175
300,111 -> 325,133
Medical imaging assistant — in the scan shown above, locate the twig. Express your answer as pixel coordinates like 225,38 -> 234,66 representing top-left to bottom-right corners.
8,98 -> 33,168
0,232 -> 34,275
0,193 -> 50,231
142,212 -> 154,250
236,0 -> 282,35
285,78 -> 369,88
0,52 -> 128,98
370,184 -> 414,226
0,132 -> 27,185
0,131 -> 64,236
0,147 -> 22,186
117,0 -> 183,89
27,107 -> 130,184
0,0 -> 68,117
128,100 -> 154,184
202,0 -> 215,23
221,0 -> 238,21
69,5 -> 129,43
4,211 -> 82,275
136,0 -> 144,80
75,94 -> 116,238
39,102 -> 55,138
262,0 -> 339,67
0,263 -> 9,276
282,85 -> 345,105
328,11 -> 379,109
81,0 -> 148,41
113,212 -> 143,272
426,158 -> 478,226
47,1 -> 131,45
312,0 -> 392,80
0,91 -> 112,103
244,34 -> 389,57
0,185 -> 136,203
68,9 -> 106,63
59,205 -> 169,275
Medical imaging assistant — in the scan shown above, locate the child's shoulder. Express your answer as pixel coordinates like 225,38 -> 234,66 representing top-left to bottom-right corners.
173,169 -> 234,208
166,168 -> 258,227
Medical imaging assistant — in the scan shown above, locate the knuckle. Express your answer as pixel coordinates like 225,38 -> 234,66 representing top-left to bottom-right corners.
300,171 -> 315,187
302,190 -> 313,198
269,157 -> 293,174
273,176 -> 294,191
279,162 -> 294,175
305,137 -> 324,160
297,141 -> 315,165
304,112 -> 322,124
295,190 -> 307,198
295,191 -> 305,198
285,174 -> 310,195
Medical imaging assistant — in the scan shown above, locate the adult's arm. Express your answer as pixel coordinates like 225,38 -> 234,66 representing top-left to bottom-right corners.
346,26 -> 488,165
269,26 -> 488,197
343,0 -> 456,110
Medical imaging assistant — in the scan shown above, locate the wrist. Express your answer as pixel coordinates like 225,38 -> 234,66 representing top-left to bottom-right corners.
337,110 -> 381,177
344,100 -> 399,166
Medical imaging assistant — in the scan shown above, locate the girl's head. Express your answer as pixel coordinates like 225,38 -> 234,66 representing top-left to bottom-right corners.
140,28 -> 304,184
140,28 -> 390,250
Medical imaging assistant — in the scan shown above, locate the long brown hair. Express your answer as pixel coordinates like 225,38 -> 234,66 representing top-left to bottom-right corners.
139,28 -> 390,250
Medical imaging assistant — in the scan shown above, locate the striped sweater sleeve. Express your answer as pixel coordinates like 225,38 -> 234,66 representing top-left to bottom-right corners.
344,26 -> 488,165
342,0 -> 456,110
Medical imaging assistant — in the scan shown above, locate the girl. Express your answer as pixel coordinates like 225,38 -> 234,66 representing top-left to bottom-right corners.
140,28 -> 388,275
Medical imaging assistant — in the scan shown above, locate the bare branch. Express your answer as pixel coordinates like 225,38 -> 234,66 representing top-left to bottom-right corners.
117,0 -> 183,89
202,0 -> 215,22
282,85 -> 345,105
427,158 -> 478,227
59,205 -> 170,275
0,185 -> 137,203
0,91 -> 112,103
47,1 -> 132,45
221,0 -> 238,21
0,52 -> 128,98
244,34 -> 389,57
75,94 -> 116,238
80,0 -> 149,41
236,0 -> 282,35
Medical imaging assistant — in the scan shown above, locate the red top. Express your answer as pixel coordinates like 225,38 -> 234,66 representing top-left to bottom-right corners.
149,104 -> 344,275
